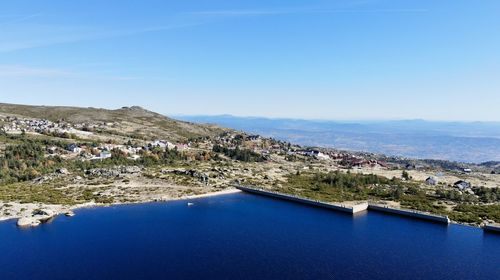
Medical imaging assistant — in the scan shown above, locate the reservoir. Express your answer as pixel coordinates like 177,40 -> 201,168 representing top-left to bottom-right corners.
0,192 -> 499,280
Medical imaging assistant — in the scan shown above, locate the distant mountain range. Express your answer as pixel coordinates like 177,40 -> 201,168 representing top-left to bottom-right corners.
176,115 -> 500,164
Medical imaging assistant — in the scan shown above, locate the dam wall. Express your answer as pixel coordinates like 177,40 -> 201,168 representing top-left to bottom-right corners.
235,186 -> 368,214
368,204 -> 450,224
235,186 -> 500,230
483,224 -> 500,234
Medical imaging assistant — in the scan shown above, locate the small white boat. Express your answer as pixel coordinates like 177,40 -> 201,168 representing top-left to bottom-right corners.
65,211 -> 75,217
187,202 -> 194,206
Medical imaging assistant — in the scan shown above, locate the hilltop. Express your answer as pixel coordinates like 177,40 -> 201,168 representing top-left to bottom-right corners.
0,103 -> 226,142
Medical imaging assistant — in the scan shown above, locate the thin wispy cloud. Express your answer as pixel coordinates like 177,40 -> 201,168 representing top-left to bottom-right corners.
0,6 -> 426,53
0,22 -> 100,52
0,13 -> 42,26
0,19 -> 208,53
186,9 -> 300,17
0,14 -> 39,19
185,7 -> 427,17
0,64 -> 143,81
314,8 -> 428,13
102,76 -> 142,81
0,65 -> 72,78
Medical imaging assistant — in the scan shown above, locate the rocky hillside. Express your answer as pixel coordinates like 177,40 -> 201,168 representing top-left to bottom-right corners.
0,102 -> 499,228
0,103 -> 226,141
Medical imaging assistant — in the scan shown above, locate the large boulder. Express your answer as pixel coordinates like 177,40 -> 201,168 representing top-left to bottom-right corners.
32,209 -> 57,222
86,166 -> 142,178
56,168 -> 70,175
17,217 -> 41,227
121,166 -> 142,174
17,208 -> 58,227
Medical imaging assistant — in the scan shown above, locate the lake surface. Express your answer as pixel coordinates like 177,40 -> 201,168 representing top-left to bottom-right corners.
1,192 -> 499,280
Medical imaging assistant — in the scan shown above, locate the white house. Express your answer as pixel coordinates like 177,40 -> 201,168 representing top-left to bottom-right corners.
100,151 -> 112,159
67,144 -> 82,154
304,150 -> 330,160
425,177 -> 438,185
454,180 -> 471,190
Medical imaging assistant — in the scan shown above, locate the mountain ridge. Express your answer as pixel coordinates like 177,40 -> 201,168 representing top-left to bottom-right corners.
0,103 -> 227,142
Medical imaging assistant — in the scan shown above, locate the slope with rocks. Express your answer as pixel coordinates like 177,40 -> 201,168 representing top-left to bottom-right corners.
0,103 -> 226,141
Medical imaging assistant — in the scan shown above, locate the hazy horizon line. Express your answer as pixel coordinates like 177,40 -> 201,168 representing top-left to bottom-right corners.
0,101 -> 498,124
172,114 -> 500,124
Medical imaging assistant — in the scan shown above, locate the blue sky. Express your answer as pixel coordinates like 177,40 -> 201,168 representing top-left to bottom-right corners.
0,0 -> 499,121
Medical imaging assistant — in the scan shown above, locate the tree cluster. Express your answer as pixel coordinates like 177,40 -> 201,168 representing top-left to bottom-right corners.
212,145 -> 265,162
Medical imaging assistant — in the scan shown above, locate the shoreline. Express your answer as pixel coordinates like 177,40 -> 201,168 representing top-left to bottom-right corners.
182,188 -> 242,200
1,188 -> 242,227
2,188 -> 498,233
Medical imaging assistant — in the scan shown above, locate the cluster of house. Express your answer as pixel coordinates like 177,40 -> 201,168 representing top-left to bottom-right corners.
246,135 -> 262,141
330,152 -> 389,169
425,176 -> 475,193
212,133 -> 290,157
296,150 -> 331,160
342,158 -> 388,169
0,116 -> 61,134
0,116 -> 92,137
47,143 -> 131,161
213,133 -> 263,145
149,140 -> 189,151
47,139 -> 190,161
211,132 -> 396,168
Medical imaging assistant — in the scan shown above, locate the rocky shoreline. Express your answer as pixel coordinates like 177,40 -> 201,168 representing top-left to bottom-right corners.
2,189 -> 241,228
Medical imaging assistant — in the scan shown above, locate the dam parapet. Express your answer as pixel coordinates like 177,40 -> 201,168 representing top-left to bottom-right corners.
235,186 -> 368,214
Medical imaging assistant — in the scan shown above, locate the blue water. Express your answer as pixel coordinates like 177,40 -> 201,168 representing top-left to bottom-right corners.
0,193 -> 499,280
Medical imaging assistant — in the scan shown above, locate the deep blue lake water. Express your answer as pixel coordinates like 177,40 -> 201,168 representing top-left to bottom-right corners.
1,192 -> 499,280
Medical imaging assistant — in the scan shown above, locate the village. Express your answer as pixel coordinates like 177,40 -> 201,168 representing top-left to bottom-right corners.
0,112 -> 498,228
0,114 -> 492,194
0,115 -> 192,161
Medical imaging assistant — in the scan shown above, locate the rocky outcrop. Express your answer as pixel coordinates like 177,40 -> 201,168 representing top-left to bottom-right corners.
32,209 -> 56,222
86,166 -> 143,178
162,169 -> 209,185
56,168 -> 70,175
17,208 -> 57,228
17,217 -> 41,227
32,169 -> 71,184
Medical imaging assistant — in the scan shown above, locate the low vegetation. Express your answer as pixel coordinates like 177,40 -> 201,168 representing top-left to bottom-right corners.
449,204 -> 500,224
0,182 -> 76,205
281,171 -> 407,202
212,145 -> 265,162
280,171 -> 498,224
0,137 -> 65,184
0,134 -> 189,186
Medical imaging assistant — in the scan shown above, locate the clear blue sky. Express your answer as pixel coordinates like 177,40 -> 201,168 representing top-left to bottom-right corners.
0,0 -> 499,121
